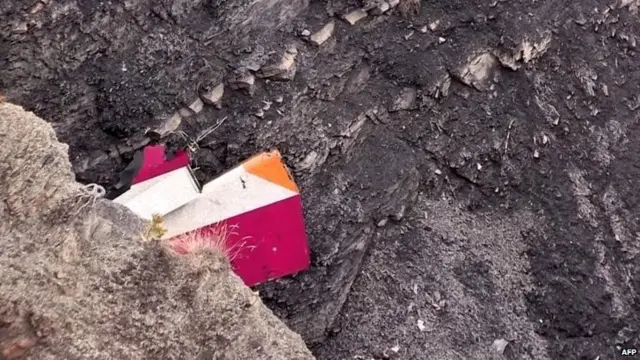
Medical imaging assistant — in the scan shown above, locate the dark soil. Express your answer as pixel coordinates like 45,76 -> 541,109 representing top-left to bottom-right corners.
2,0 -> 640,358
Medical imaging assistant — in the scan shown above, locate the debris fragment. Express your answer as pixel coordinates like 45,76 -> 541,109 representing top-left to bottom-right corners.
274,95 -> 284,103
114,166 -> 200,221
390,345 -> 400,353
200,83 -> 224,109
434,169 -> 442,175
255,109 -> 265,118
344,9 -> 368,25
492,339 -> 510,354
542,134 -> 549,145
309,21 -> 335,46
419,25 -> 428,33
476,163 -> 483,170
438,37 -> 446,43
300,29 -> 311,37
429,20 -> 440,31
115,148 -> 310,286
262,101 -> 272,111
504,119 -> 515,155
602,84 -> 609,96
533,149 -> 540,158
166,150 -> 310,286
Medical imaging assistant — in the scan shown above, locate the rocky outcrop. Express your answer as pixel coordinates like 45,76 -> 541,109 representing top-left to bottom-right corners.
0,102 -> 314,359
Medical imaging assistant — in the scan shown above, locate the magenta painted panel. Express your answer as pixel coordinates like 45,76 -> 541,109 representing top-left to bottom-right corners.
132,145 -> 190,185
172,195 -> 310,286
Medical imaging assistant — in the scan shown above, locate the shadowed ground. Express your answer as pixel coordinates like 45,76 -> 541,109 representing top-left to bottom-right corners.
2,0 -> 640,358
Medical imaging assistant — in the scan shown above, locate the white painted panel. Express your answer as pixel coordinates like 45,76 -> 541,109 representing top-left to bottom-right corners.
118,167 -> 200,220
113,169 -> 178,205
162,168 -> 297,239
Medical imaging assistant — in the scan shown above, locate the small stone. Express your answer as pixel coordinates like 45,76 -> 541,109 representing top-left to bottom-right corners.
542,134 -> 549,145
370,2 -> 391,15
492,339 -> 509,354
178,107 -> 193,118
255,109 -> 265,118
310,21 -> 335,46
388,0 -> 400,7
476,163 -> 482,170
417,319 -> 426,331
391,345 -> 400,353
377,218 -> 388,227
262,101 -> 272,111
147,112 -> 182,139
344,9 -> 368,24
260,46 -> 297,80
434,169 -> 442,175
229,71 -> 256,95
188,98 -> 204,114
390,87 -> 418,112
438,37 -> 446,43
533,149 -> 540,158
301,29 -> 311,37
392,205 -> 406,221
14,22 -> 28,34
602,84 -> 609,96
28,2 -> 44,14
274,95 -> 284,103
296,151 -> 319,171
429,20 -> 440,31
200,83 -> 224,108
419,25 -> 428,33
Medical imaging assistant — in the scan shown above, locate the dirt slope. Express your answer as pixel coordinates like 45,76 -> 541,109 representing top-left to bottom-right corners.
2,0 -> 640,359
0,102 -> 313,359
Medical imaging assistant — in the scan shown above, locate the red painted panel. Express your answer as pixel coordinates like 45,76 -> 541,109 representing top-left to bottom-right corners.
132,145 -> 190,185
170,195 -> 310,286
